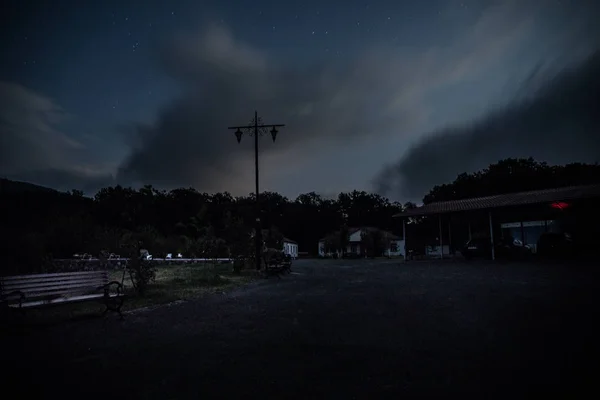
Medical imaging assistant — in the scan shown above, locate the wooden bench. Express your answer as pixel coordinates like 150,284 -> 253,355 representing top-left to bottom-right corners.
0,270 -> 125,317
264,263 -> 285,279
263,254 -> 292,279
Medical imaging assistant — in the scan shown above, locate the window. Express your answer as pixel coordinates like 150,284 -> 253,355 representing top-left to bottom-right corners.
390,242 -> 398,252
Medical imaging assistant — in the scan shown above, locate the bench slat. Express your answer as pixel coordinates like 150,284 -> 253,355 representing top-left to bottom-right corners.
1,272 -> 107,285
3,285 -> 110,300
1,275 -> 108,286
3,281 -> 109,296
1,278 -> 108,288
2,278 -> 108,292
7,293 -> 122,308
1,270 -> 108,281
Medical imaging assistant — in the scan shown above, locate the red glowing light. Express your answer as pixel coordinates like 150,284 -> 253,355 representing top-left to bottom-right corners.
550,201 -> 570,210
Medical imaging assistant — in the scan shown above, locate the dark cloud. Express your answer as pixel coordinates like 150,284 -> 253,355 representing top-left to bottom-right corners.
115,8 -> 538,195
0,81 -> 82,174
115,24 -> 425,194
374,50 -> 600,202
0,81 -> 115,194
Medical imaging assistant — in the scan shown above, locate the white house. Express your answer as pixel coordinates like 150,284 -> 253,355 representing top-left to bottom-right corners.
425,245 -> 450,257
283,237 -> 299,259
318,227 -> 405,258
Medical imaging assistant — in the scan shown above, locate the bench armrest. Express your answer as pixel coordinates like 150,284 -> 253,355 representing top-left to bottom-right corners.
0,290 -> 26,307
97,281 -> 124,296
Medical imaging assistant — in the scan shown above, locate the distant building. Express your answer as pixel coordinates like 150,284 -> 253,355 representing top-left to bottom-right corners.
283,238 -> 299,259
318,227 -> 405,258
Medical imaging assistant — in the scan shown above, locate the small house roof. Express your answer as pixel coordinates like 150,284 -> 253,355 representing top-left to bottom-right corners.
318,227 -> 401,242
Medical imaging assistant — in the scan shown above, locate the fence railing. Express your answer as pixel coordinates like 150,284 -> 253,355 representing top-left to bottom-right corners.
54,257 -> 233,262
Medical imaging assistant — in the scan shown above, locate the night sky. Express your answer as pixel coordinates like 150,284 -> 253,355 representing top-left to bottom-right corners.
1,0 -> 599,201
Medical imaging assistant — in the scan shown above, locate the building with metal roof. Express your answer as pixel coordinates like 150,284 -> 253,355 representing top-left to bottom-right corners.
393,184 -> 600,261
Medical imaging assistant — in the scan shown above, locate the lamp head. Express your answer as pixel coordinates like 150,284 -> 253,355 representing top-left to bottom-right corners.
234,128 -> 243,143
270,127 -> 278,142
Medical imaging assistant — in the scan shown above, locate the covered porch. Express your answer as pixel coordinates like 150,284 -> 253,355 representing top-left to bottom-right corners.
393,184 -> 600,261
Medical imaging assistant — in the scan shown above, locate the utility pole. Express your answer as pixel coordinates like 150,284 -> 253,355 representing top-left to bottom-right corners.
228,111 -> 285,271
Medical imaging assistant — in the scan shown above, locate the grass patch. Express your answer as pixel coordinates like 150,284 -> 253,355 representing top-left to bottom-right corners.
119,263 -> 257,311
9,263 -> 259,326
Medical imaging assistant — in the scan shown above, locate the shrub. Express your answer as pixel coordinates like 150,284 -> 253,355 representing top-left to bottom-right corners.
127,254 -> 156,295
232,258 -> 245,274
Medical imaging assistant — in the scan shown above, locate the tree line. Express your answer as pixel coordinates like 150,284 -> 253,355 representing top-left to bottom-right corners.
1,158 -> 598,273
0,181 -> 405,273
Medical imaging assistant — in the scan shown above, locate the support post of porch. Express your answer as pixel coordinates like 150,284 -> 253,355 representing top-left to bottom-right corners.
448,217 -> 452,256
468,222 -> 472,241
439,215 -> 443,260
403,218 -> 407,263
489,211 -> 495,261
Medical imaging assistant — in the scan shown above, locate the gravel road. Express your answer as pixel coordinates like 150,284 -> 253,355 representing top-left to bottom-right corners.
6,259 -> 599,398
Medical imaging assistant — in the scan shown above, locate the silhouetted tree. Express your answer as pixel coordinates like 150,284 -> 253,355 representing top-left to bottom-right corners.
339,225 -> 350,256
423,158 -> 600,203
360,229 -> 386,258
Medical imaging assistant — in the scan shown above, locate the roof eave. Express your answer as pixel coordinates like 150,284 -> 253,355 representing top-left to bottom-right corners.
392,183 -> 600,217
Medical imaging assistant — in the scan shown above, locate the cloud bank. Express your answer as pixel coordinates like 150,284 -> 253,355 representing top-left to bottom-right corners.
373,49 -> 600,202
115,23 -> 426,194
116,1 -> 553,195
0,82 -> 116,192
0,81 -> 81,174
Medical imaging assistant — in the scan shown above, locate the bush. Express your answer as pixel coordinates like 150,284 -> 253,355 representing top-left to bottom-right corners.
232,258 -> 245,274
127,255 -> 157,295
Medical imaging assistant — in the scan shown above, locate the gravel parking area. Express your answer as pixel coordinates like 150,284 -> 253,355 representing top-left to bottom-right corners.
6,259 -> 599,398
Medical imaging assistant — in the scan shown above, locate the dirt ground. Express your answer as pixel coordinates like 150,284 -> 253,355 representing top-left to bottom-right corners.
5,259 -> 599,398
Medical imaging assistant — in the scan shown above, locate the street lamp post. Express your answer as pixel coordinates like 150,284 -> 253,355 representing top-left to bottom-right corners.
228,111 -> 285,271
